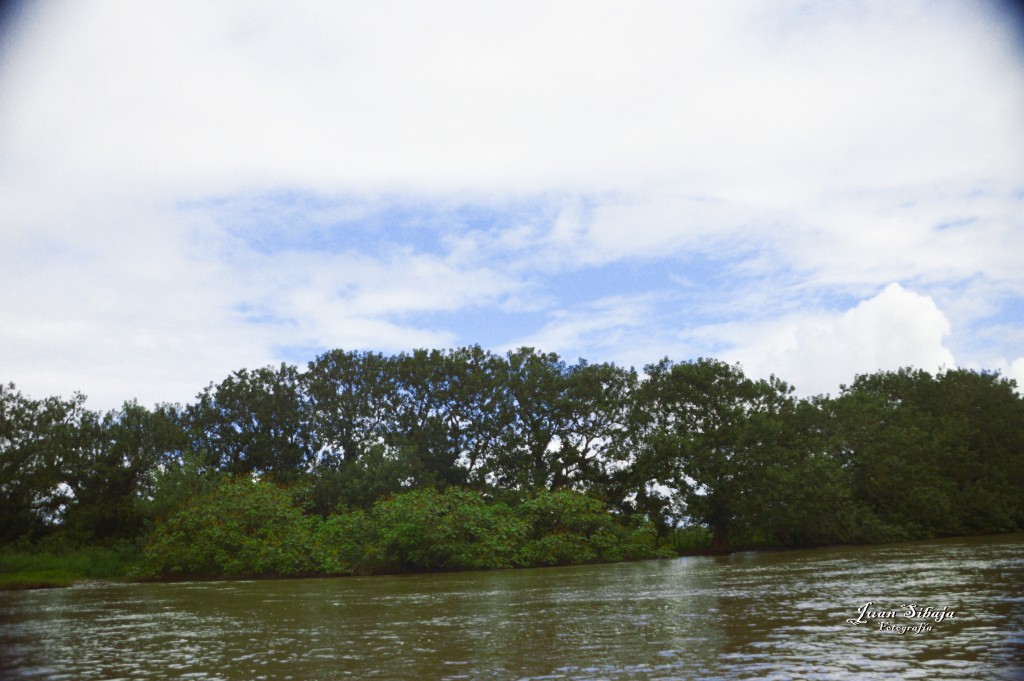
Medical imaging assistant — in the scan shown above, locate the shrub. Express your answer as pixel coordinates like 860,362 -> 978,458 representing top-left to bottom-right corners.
311,508 -> 380,575
137,478 -> 315,579
514,490 -> 668,566
370,487 -> 527,572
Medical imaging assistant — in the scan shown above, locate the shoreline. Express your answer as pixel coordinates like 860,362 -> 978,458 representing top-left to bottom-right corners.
5,531 -> 1020,592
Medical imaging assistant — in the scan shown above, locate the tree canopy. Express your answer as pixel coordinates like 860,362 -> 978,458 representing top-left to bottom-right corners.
2,348 -> 1022,578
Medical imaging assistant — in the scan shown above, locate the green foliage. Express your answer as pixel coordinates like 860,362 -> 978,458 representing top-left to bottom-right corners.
185,364 -> 315,482
0,570 -> 76,590
489,350 -> 635,494
137,478 -> 315,579
311,507 -> 380,575
0,384 -> 91,542
62,401 -> 186,543
515,490 -> 667,565
726,400 -> 863,548
665,526 -> 713,553
137,485 -> 665,579
5,346 -> 1024,575
0,544 -> 140,589
0,544 -> 138,578
305,350 -> 405,512
144,449 -> 228,524
306,444 -> 415,515
828,367 -> 1024,542
635,358 -> 799,549
370,487 -> 526,572
0,387 -> 187,546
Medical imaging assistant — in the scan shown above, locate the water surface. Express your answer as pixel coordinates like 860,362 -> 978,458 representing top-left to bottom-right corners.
2,534 -> 1022,679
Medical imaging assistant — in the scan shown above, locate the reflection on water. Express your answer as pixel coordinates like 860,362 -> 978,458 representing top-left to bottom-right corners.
1,534 -> 1022,679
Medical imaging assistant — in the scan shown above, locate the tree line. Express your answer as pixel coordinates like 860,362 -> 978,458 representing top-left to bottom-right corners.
2,347 -> 1022,576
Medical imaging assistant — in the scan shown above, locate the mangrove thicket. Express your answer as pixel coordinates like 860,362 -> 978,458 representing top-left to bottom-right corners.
2,346 -> 1022,580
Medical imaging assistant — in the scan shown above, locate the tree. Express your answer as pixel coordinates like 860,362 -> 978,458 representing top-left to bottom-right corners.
185,363 -> 315,482
833,367 -> 1024,538
388,348 -> 486,490
61,401 -> 186,542
735,396 -> 861,547
305,350 -> 403,512
928,369 -> 1024,532
487,349 -> 634,496
0,384 -> 94,542
555,359 -> 637,492
305,350 -> 397,469
483,348 -> 565,493
635,358 -> 796,550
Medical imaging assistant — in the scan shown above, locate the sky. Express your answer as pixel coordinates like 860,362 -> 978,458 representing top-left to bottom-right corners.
1,1 -> 1023,411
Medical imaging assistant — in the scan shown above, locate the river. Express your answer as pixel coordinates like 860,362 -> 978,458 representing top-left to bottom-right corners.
1,534 -> 1022,679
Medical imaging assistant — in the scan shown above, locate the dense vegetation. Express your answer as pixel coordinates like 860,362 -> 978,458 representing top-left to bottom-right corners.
2,347 -> 1022,582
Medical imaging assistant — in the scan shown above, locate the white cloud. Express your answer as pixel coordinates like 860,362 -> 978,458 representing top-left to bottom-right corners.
503,295 -> 657,364
2,1 -> 1020,200
729,283 -> 956,396
1008,358 -> 1024,393
0,197 -> 522,408
1,2 -> 1022,409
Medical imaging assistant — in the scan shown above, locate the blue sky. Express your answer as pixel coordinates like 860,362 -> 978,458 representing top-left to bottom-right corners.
1,1 -> 1023,410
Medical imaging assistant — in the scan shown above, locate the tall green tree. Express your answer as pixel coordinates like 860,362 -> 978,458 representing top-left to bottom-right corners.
389,348 -> 480,489
734,396 -> 860,547
635,358 -> 797,550
488,349 -> 635,496
0,385 -> 95,542
824,381 -> 950,540
486,348 -> 567,493
305,350 -> 404,512
833,367 -> 1024,538
931,369 -> 1024,531
185,363 -> 315,482
305,350 -> 397,468
62,401 -> 186,542
556,359 -> 638,493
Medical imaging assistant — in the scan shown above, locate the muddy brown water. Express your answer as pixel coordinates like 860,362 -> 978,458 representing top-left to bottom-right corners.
1,534 -> 1022,679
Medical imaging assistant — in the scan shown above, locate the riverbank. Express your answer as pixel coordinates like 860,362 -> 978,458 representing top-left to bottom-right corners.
0,544 -> 674,591
0,546 -> 139,591
0,554 -> 678,591
8,530 -> 1020,591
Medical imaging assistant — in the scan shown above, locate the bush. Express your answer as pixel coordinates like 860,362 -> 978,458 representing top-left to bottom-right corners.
665,526 -> 713,554
515,490 -> 669,566
311,508 -> 380,575
370,487 -> 527,572
136,483 -> 671,580
137,478 -> 315,579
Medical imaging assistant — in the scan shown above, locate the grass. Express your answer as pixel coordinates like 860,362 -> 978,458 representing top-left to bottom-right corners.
0,569 -> 76,590
665,526 -> 713,554
0,544 -> 141,590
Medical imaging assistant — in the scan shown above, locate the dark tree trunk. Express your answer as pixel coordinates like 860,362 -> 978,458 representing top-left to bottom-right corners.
711,525 -> 730,552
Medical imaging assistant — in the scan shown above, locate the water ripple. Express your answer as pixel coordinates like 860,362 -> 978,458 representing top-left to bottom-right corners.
1,534 -> 1022,679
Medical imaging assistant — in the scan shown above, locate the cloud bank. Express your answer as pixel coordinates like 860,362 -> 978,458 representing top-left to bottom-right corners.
1,1 -> 1022,408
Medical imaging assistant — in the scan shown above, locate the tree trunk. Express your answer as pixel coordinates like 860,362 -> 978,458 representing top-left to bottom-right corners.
711,525 -> 729,552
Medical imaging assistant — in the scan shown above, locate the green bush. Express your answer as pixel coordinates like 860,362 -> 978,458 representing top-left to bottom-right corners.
515,490 -> 668,566
370,487 -> 527,572
137,478 -> 315,579
0,570 -> 76,590
622,517 -> 677,560
311,508 -> 380,575
135,483 -> 671,580
665,526 -> 713,554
